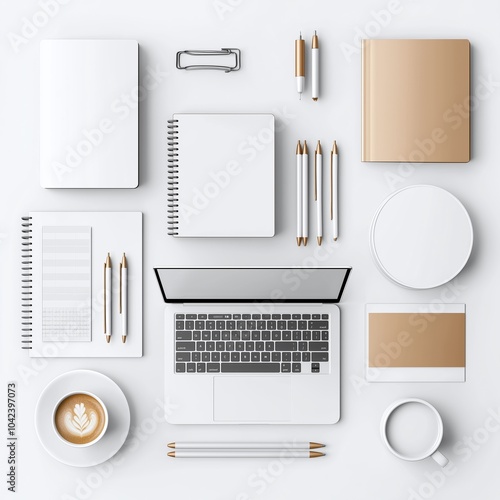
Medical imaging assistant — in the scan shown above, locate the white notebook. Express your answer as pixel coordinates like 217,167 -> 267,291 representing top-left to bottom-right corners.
168,113 -> 275,237
22,212 -> 143,357
40,40 -> 139,188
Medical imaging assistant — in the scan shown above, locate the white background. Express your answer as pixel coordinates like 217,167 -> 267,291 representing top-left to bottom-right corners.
1,0 -> 500,499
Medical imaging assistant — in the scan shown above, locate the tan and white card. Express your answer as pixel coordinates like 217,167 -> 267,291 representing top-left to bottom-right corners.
366,304 -> 465,382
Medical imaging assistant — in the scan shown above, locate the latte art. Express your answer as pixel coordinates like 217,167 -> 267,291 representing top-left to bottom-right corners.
54,393 -> 106,445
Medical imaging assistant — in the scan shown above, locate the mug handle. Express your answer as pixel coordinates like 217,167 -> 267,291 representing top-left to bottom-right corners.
431,450 -> 449,467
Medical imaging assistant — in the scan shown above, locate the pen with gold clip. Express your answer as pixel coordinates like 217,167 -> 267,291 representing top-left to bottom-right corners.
302,140 -> 309,246
312,31 -> 319,101
331,141 -> 338,241
120,253 -> 128,344
295,32 -> 305,99
104,253 -> 111,343
296,141 -> 303,246
315,141 -> 322,245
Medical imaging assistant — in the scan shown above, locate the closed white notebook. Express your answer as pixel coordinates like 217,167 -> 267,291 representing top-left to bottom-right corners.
22,212 -> 143,357
168,113 -> 275,237
40,40 -> 139,188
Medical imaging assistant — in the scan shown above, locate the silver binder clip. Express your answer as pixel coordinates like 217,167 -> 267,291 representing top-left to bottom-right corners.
176,48 -> 241,73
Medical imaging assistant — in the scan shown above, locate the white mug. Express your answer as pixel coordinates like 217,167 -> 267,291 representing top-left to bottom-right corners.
380,398 -> 448,467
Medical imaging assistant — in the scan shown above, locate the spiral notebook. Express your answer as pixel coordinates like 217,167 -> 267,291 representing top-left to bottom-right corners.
167,113 -> 275,237
21,212 -> 143,357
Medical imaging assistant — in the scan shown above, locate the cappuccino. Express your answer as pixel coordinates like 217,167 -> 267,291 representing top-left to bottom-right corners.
54,393 -> 107,446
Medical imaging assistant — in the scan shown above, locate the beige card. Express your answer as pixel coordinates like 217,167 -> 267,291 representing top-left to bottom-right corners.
366,304 -> 465,382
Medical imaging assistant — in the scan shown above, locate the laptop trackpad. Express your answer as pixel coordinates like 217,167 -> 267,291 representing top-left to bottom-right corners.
213,377 -> 291,422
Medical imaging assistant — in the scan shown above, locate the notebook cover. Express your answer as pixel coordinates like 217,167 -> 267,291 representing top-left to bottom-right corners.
40,40 -> 139,188
171,113 -> 275,237
362,39 -> 470,163
366,304 -> 465,382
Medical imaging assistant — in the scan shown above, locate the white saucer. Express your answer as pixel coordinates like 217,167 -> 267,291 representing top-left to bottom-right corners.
370,185 -> 473,289
35,370 -> 130,467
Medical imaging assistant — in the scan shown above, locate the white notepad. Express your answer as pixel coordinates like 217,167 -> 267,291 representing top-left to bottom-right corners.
167,113 -> 275,237
40,40 -> 139,188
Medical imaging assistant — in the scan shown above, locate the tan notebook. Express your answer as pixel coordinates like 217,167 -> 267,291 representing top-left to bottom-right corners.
366,304 -> 465,382
362,39 -> 470,163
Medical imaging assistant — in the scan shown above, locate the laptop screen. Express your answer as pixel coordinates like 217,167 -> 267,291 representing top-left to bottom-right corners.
154,267 -> 351,303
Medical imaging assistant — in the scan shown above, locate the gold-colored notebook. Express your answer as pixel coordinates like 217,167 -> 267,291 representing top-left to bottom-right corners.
362,39 -> 470,163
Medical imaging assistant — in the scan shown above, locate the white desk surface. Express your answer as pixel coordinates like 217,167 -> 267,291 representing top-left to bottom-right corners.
1,0 -> 499,498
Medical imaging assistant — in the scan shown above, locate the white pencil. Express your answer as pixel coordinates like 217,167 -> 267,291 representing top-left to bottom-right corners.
315,141 -> 323,245
302,140 -> 309,246
296,141 -> 303,246
167,450 -> 324,458
167,442 -> 325,450
331,141 -> 339,241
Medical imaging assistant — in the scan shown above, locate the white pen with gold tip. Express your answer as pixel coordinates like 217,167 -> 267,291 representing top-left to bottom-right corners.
302,140 -> 309,246
168,441 -> 325,450
315,141 -> 323,245
296,141 -> 303,246
120,253 -> 128,344
331,141 -> 339,241
295,32 -> 305,99
167,450 -> 324,459
312,31 -> 319,101
104,253 -> 111,343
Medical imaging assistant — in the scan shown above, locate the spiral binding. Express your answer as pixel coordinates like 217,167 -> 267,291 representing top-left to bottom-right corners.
21,216 -> 33,349
167,119 -> 179,235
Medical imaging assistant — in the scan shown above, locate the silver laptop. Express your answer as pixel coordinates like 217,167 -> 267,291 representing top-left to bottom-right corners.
154,266 -> 351,424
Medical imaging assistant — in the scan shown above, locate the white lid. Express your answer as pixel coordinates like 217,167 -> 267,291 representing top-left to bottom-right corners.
370,185 -> 473,289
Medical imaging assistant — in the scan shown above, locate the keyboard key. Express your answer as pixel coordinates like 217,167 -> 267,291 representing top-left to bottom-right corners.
312,331 -> 320,341
207,363 -> 220,373
216,341 -> 225,351
303,314 -> 311,319
231,331 -> 240,340
281,363 -> 291,373
298,320 -> 307,329
302,352 -> 310,362
262,314 -> 271,319
287,320 -> 297,330
251,352 -> 260,362
237,321 -> 246,330
185,320 -> 194,330
262,331 -> 271,340
233,314 -> 241,319
309,342 -> 328,351
293,352 -> 301,362
292,363 -> 301,373
322,332 -> 329,341
186,314 -> 197,320
199,314 -> 207,320
257,320 -> 266,330
196,321 -> 205,330
245,341 -> 255,351
221,363 -> 280,373
227,320 -> 235,330
322,314 -> 329,319
196,341 -> 205,351
236,341 -> 245,351
221,352 -> 230,362
212,331 -> 221,340
176,331 -> 192,341
282,314 -> 291,320
267,320 -> 276,329
216,321 -> 225,330
202,331 -> 210,340
272,331 -> 281,340
231,352 -> 240,362
176,314 -> 185,319
252,314 -> 261,319
176,352 -> 190,362
312,352 -> 329,362
206,320 -> 215,329
265,341 -> 274,351
256,342 -> 264,351
311,363 -> 320,373
202,352 -> 210,362
275,342 -> 297,351
293,331 -> 301,341
222,331 -> 230,340
309,321 -> 329,330
283,331 -> 292,341
176,363 -> 186,373
206,342 -> 215,351
187,363 -> 196,373
196,363 -> 206,373
192,352 -> 201,362
241,352 -> 250,362
247,321 -> 256,330
299,342 -> 308,351
292,314 -> 301,319
209,314 -> 231,319
312,314 -> 320,319
175,320 -> 184,330
226,341 -> 235,351
211,352 -> 220,362
277,320 -> 286,330
242,331 -> 250,340
262,352 -> 270,362
282,352 -> 291,362
193,331 -> 201,340
176,342 -> 195,351
242,314 -> 251,319
272,352 -> 281,362
272,314 -> 281,320
303,331 -> 311,340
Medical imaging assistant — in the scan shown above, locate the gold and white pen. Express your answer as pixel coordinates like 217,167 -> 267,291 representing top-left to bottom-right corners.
295,32 -> 305,100
104,253 -> 111,343
119,253 -> 128,344
296,141 -> 303,246
302,140 -> 309,246
331,141 -> 339,241
315,141 -> 322,245
312,31 -> 319,101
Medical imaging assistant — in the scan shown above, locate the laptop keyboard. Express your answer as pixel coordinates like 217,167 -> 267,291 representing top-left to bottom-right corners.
175,313 -> 330,374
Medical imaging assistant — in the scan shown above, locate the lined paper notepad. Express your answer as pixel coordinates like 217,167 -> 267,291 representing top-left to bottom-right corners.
42,226 -> 91,341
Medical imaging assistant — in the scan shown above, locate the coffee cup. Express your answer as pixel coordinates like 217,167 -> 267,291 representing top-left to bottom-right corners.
53,391 -> 108,447
380,398 -> 448,467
